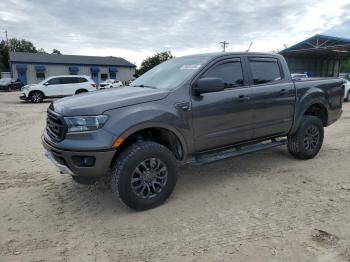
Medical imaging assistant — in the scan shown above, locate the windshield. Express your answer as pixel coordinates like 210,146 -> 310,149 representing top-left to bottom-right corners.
131,56 -> 211,90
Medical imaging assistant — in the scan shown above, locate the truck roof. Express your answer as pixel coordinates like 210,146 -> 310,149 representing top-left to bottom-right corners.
181,52 -> 284,59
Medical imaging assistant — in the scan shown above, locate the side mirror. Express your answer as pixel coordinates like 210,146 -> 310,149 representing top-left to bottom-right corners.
194,77 -> 225,95
43,82 -> 49,86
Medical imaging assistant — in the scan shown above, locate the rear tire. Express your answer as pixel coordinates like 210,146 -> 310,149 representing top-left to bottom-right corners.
30,91 -> 43,103
111,141 -> 178,211
346,91 -> 350,102
287,115 -> 324,160
71,175 -> 99,185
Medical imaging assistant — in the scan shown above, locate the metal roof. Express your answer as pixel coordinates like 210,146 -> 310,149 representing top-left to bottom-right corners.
280,34 -> 350,58
9,52 -> 136,67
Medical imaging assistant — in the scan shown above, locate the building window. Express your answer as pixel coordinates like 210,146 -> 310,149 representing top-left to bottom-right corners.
69,66 -> 79,75
36,72 -> 45,80
109,72 -> 116,79
101,73 -> 108,81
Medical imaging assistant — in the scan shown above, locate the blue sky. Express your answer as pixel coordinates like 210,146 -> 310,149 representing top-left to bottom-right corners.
1,0 -> 349,66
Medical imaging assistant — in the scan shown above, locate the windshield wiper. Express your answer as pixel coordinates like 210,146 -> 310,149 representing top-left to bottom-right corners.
132,84 -> 157,89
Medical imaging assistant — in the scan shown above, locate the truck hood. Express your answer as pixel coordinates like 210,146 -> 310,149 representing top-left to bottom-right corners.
53,86 -> 170,116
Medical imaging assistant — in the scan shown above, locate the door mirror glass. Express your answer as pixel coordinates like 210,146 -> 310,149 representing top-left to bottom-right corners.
194,77 -> 225,95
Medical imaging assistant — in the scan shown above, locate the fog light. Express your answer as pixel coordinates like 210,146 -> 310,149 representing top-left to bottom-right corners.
82,156 -> 95,167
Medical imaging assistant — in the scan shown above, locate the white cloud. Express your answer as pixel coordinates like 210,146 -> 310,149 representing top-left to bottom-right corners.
0,0 -> 349,66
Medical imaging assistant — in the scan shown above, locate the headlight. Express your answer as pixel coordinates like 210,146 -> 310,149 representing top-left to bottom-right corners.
64,115 -> 108,133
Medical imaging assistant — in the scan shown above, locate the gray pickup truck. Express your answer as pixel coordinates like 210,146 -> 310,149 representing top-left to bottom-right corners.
42,52 -> 344,210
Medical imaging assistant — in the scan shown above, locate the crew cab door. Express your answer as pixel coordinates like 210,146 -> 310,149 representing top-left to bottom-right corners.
191,58 -> 254,151
246,57 -> 295,138
43,77 -> 63,97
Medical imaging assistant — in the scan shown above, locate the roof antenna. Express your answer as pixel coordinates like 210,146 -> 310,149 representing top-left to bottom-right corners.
246,42 -> 253,52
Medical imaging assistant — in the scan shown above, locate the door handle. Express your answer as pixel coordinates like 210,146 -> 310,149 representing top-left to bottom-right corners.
237,95 -> 250,102
175,101 -> 191,111
279,89 -> 288,95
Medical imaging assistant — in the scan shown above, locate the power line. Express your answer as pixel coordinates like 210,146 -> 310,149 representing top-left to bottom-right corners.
219,41 -> 229,52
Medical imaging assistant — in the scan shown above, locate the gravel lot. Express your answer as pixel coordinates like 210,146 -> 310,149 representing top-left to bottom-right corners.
0,91 -> 350,262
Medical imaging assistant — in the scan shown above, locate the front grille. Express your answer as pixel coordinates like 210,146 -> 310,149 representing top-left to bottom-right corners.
46,109 -> 66,141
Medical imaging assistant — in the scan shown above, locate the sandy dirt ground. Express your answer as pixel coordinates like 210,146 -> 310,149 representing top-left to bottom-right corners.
0,91 -> 350,262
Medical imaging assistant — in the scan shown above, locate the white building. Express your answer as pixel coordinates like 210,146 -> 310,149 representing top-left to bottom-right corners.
9,52 -> 136,86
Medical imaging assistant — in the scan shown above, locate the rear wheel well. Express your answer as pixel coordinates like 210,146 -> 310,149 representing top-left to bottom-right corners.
75,89 -> 88,94
117,128 -> 184,161
304,103 -> 328,126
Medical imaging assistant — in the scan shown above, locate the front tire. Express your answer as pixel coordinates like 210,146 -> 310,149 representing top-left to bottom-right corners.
30,91 -> 43,103
111,141 -> 178,211
287,115 -> 324,159
346,91 -> 350,102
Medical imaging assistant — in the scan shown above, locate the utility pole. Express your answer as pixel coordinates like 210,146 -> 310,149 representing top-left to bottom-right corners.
219,41 -> 229,52
3,29 -> 9,47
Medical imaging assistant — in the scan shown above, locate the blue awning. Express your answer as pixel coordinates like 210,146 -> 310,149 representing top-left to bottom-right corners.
90,67 -> 100,73
69,66 -> 79,72
35,65 -> 46,72
109,67 -> 118,73
16,64 -> 27,72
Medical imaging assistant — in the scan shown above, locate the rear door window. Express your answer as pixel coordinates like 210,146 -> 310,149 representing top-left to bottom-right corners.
60,77 -> 80,84
249,58 -> 282,85
78,77 -> 88,83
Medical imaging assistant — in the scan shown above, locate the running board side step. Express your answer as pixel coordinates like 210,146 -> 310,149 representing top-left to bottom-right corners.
184,139 -> 287,166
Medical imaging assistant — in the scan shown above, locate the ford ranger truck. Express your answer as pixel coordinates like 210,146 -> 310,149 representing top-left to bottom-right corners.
42,53 -> 344,211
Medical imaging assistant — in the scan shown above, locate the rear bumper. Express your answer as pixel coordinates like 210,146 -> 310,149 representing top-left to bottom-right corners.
42,136 -> 116,177
327,108 -> 343,126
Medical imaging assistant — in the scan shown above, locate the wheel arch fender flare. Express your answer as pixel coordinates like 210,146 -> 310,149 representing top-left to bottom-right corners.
290,90 -> 329,134
116,121 -> 188,158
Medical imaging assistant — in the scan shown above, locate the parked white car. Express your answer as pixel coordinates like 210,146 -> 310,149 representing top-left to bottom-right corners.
20,75 -> 97,103
343,79 -> 350,102
291,73 -> 308,80
99,79 -> 123,89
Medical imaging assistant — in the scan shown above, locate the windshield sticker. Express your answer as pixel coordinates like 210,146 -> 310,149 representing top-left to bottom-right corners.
180,65 -> 201,70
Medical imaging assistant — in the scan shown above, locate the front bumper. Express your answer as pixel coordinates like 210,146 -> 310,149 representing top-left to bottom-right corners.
42,136 -> 116,177
20,94 -> 28,100
20,91 -> 29,100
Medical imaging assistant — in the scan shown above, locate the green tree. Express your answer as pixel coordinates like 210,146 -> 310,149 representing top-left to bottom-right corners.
0,38 -> 38,71
138,51 -> 174,75
8,38 -> 37,53
52,49 -> 62,54
0,42 -> 10,71
37,48 -> 47,53
0,38 -> 61,72
340,58 -> 350,72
